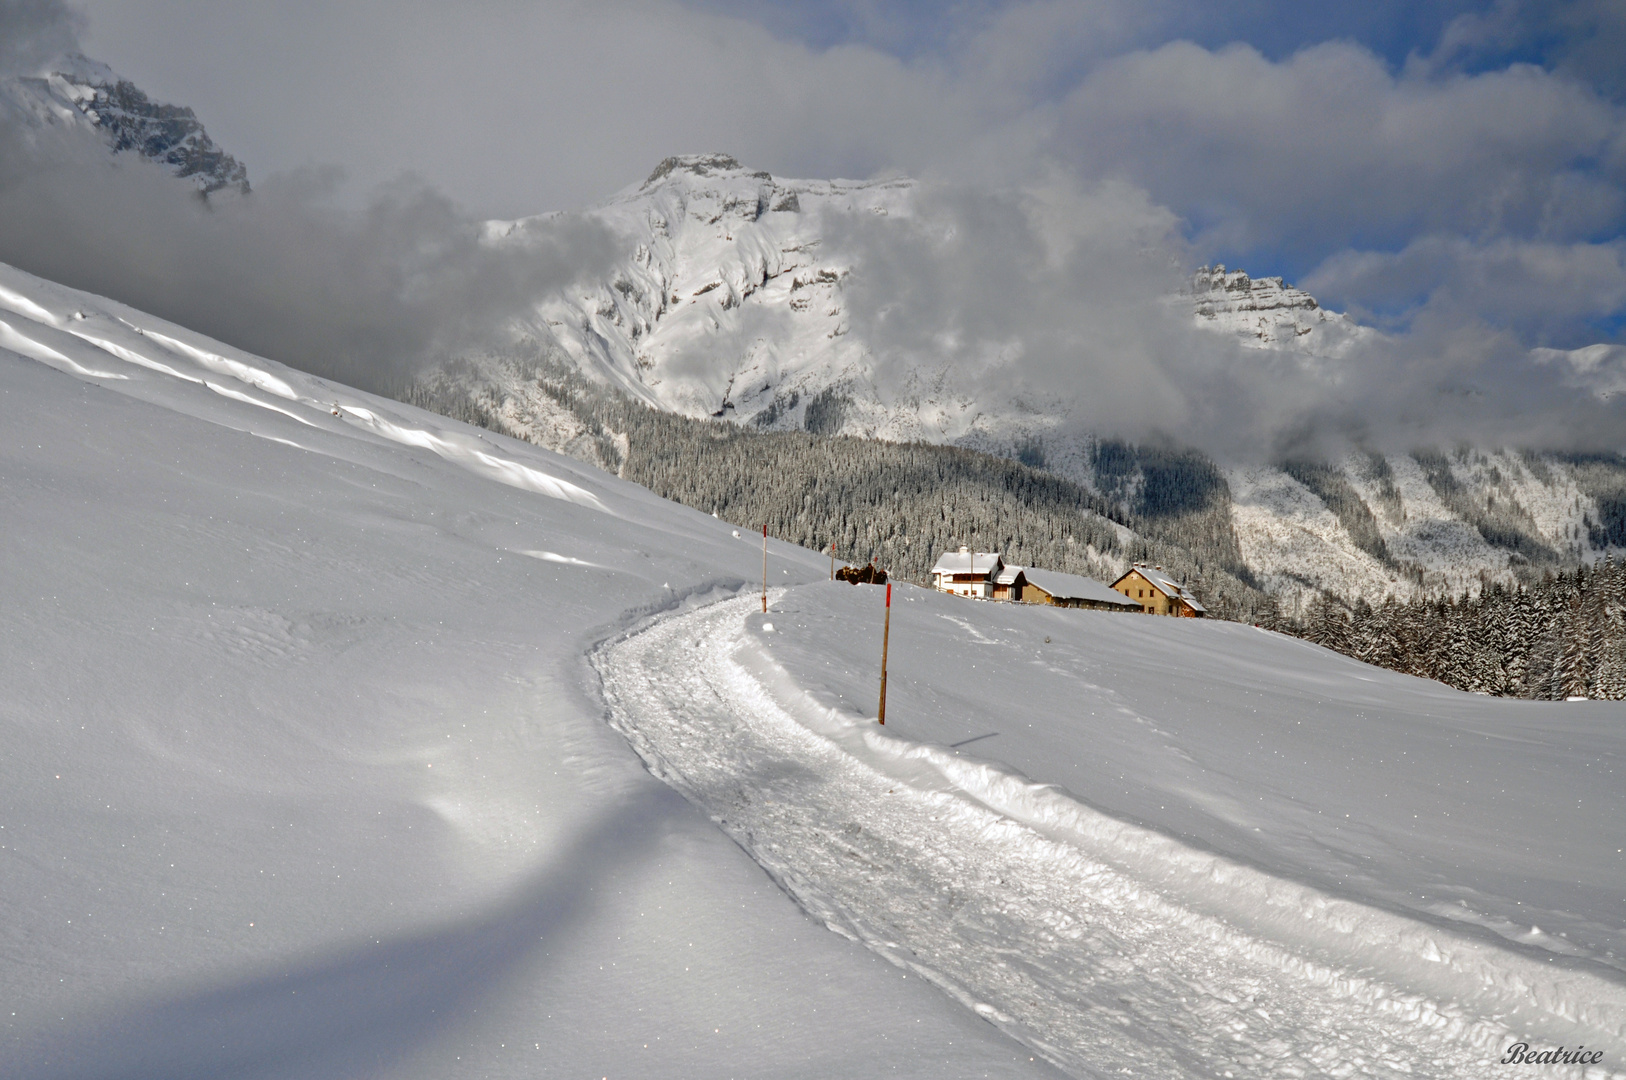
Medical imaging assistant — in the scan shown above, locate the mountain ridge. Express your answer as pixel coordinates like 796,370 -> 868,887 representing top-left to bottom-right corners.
456,154 -> 1626,611
0,53 -> 249,195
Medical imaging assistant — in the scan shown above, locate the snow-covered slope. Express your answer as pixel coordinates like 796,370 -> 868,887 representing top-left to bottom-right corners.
0,262 -> 1049,1079
599,583 -> 1626,1077
0,53 -> 248,194
7,257 -> 1624,1076
1232,448 -> 1611,610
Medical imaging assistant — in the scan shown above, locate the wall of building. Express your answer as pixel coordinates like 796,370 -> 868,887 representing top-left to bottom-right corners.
1113,571 -> 1168,614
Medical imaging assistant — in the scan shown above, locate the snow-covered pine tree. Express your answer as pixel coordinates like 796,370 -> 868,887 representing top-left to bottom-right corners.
1555,592 -> 1590,699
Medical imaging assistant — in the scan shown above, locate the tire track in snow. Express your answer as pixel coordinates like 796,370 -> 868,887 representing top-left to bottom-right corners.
595,596 -> 1624,1079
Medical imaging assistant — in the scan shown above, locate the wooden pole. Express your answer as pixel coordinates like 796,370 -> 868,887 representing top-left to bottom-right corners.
877,581 -> 891,725
830,542 -> 835,581
762,523 -> 768,613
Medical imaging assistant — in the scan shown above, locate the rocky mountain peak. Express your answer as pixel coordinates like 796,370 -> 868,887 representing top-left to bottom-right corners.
642,153 -> 770,189
1,53 -> 249,196
1188,263 -> 1365,353
1191,264 -> 1319,313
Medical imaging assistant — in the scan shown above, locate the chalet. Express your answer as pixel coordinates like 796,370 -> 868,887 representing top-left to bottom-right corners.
1020,567 -> 1142,612
1110,563 -> 1206,617
931,546 -> 1003,598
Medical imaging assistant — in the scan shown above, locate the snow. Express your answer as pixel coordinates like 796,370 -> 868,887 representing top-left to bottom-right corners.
599,583 -> 1626,1077
1188,264 -> 1373,360
6,254 -> 1625,1077
0,261 -> 1050,1079
931,548 -> 1003,577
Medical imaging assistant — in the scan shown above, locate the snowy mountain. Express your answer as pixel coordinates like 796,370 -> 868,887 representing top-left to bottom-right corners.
482,156 -> 1375,442
456,156 -> 1626,609
6,257 -> 1623,1078
0,53 -> 248,195
487,153 -> 928,435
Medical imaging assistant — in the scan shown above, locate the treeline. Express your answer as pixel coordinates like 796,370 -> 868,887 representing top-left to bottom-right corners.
402,353 -> 1267,619
404,351 -> 1615,700
1283,560 -> 1626,699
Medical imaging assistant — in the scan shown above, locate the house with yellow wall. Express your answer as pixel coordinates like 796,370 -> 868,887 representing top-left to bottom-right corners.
1110,563 -> 1206,616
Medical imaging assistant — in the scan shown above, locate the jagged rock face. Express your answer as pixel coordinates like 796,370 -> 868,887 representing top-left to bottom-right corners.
1189,263 -> 1369,356
0,54 -> 249,195
492,153 -> 921,436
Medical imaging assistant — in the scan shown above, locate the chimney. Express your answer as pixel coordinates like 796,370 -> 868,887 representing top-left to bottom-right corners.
959,545 -> 970,553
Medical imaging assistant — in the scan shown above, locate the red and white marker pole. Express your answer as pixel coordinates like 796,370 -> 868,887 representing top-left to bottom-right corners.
877,581 -> 891,725
761,523 -> 768,613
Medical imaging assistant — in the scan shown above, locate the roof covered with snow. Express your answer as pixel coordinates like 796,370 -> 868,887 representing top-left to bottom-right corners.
1022,567 -> 1142,608
1115,563 -> 1206,612
932,548 -> 1002,577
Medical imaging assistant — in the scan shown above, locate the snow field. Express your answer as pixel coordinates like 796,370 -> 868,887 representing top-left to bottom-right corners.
596,588 -> 1626,1077
1,260 -> 1059,1079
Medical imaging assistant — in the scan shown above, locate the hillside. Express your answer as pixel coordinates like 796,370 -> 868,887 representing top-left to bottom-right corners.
7,258 -> 1622,1078
0,260 -> 1043,1079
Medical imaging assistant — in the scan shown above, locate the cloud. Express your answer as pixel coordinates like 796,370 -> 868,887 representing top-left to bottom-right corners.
1433,0 -> 1626,101
1305,235 -> 1626,344
1534,342 -> 1626,401
802,174 -> 1626,456
6,0 -> 1623,456
826,176 -> 1192,417
0,0 -> 81,78
1053,38 -> 1626,262
0,104 -> 615,394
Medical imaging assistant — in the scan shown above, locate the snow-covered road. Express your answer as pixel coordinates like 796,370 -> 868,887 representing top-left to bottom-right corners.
596,594 -> 1626,1079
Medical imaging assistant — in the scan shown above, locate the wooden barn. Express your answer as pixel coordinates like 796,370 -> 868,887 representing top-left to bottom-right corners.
1020,567 -> 1142,612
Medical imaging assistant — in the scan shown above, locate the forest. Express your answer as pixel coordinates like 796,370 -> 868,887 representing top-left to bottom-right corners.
403,353 -> 1269,619
1287,561 -> 1626,700
402,351 -> 1615,700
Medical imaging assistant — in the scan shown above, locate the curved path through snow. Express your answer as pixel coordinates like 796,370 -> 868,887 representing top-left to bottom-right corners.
594,594 -> 1625,1079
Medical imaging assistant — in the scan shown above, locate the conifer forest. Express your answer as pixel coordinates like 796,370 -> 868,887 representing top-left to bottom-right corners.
404,353 -> 1620,702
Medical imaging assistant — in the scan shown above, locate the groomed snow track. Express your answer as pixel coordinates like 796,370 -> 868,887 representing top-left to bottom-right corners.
595,594 -> 1626,1079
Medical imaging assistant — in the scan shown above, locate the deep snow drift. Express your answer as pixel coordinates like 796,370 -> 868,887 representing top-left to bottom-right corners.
0,262 -> 1051,1079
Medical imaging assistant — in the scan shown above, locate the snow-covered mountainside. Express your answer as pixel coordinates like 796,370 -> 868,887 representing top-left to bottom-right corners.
488,153 -> 929,435
8,257 -> 1623,1078
1229,448 -> 1611,613
484,156 -> 1373,442
464,155 -> 1623,607
0,53 -> 248,195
